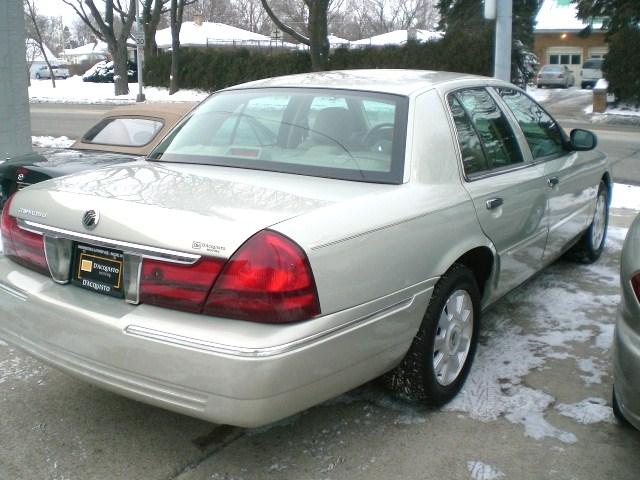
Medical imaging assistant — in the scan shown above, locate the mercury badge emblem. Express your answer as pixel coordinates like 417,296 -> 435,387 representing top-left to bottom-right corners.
82,209 -> 100,230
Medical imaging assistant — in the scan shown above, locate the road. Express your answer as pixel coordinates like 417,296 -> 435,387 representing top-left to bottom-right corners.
30,103 -> 112,139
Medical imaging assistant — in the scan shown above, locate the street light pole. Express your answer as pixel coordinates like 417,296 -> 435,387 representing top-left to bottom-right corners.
494,0 -> 513,81
135,0 -> 145,102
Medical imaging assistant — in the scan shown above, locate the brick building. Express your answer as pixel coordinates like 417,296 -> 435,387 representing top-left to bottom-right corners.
534,0 -> 608,85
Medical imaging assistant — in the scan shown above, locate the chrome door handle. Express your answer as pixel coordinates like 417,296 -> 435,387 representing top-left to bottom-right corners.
486,197 -> 503,210
547,177 -> 560,188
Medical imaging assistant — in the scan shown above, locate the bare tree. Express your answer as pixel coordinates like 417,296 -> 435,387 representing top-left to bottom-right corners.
24,0 -> 57,88
260,0 -> 332,71
63,0 -> 137,96
141,0 -> 169,59
169,0 -> 197,94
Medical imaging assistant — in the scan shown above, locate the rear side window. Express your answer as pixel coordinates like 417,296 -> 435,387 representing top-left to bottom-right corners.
450,88 -> 523,174
83,117 -> 164,147
497,88 -> 565,160
448,96 -> 489,176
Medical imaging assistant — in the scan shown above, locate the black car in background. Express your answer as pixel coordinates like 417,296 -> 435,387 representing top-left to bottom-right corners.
82,60 -> 138,83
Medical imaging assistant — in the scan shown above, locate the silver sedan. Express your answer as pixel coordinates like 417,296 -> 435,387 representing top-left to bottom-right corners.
0,70 -> 611,427
614,213 -> 640,430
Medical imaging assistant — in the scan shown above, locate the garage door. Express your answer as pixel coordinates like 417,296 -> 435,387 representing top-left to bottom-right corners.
547,48 -> 582,84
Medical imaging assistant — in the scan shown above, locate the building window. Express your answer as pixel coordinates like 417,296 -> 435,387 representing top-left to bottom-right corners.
571,54 -> 581,64
550,54 -> 559,64
560,54 -> 570,64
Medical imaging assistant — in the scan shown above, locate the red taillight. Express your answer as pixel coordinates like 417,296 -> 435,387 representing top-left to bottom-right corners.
631,273 -> 640,303
139,257 -> 225,313
204,230 -> 320,323
1,195 -> 49,275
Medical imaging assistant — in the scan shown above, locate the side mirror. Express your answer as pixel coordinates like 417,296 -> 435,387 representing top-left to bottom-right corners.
569,129 -> 597,151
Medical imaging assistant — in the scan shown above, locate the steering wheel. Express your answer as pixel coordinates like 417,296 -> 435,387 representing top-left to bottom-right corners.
363,123 -> 394,149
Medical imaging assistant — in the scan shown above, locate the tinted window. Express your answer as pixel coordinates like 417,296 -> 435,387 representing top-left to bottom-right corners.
497,88 -> 565,160
84,117 -> 164,147
583,59 -> 603,69
448,96 -> 489,176
453,88 -> 523,170
150,88 -> 408,184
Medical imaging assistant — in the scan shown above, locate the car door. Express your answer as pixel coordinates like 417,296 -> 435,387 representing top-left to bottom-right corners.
495,87 -> 596,261
447,88 -> 549,300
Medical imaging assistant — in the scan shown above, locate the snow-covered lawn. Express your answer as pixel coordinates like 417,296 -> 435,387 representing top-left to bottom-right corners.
29,76 -> 209,104
31,136 -> 75,148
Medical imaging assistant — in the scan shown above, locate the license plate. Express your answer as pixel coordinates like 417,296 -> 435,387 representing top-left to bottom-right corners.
72,244 -> 124,298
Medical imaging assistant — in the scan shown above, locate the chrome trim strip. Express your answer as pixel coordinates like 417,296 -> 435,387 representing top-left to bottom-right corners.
0,282 -> 28,301
125,296 -> 417,358
20,220 -> 201,264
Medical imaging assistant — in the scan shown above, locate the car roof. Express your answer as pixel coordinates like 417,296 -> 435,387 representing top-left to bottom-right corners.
72,102 -> 194,155
223,69 -> 486,96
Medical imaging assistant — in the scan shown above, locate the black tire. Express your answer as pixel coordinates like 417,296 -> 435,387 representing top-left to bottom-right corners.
567,180 -> 609,263
385,264 -> 481,407
613,388 -> 630,426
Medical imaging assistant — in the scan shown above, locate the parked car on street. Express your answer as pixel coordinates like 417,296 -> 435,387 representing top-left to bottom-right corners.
0,103 -> 191,210
0,70 -> 611,428
613,213 -> 640,431
82,60 -> 137,83
536,64 -> 575,88
34,64 -> 70,80
581,58 -> 604,89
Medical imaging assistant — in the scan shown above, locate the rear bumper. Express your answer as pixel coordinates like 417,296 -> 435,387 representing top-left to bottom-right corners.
0,256 -> 431,427
613,304 -> 640,430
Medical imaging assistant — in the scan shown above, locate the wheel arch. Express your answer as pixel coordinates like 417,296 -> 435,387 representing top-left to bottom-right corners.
601,171 -> 612,205
451,246 -> 495,297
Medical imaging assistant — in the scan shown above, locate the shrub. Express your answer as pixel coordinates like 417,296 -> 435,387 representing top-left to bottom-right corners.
144,33 -> 494,92
603,26 -> 640,106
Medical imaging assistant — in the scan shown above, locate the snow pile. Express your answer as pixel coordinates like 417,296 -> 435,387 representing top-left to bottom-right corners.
32,136 -> 75,148
526,86 -> 553,104
29,76 -> 208,104
612,184 -> 640,210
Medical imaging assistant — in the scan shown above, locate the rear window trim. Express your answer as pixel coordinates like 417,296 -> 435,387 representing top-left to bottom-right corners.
148,87 -> 409,185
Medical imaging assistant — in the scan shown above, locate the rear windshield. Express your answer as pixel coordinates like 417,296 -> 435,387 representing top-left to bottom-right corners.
149,88 -> 409,184
583,59 -> 603,69
541,66 -> 563,72
83,117 -> 164,147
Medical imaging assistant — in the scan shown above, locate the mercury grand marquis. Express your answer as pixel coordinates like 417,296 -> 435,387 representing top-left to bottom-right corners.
0,70 -> 610,427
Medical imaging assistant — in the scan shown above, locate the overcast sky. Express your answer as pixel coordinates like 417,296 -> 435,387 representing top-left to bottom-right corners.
34,0 -> 94,25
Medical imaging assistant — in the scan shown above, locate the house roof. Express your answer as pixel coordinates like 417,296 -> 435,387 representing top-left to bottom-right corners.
155,21 -> 292,49
535,0 -> 605,32
25,39 -> 60,63
63,41 -> 109,57
351,29 -> 443,47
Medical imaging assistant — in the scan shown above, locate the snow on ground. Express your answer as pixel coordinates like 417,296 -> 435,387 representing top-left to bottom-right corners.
29,76 -> 209,104
31,136 -> 75,148
556,397 -> 614,425
527,86 -> 553,103
612,183 -> 640,210
467,461 -> 505,480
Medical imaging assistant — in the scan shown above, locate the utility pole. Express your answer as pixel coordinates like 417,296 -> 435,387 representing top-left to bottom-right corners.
485,0 -> 513,82
135,0 -> 146,102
